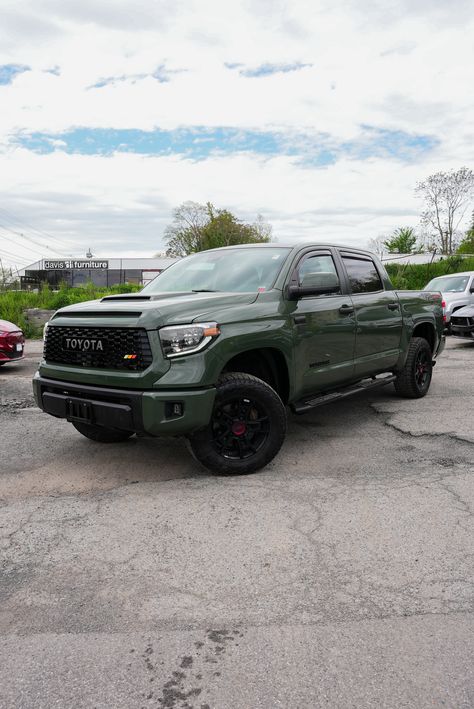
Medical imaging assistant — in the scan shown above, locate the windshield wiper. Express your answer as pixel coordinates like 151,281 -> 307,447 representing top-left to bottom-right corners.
192,289 -> 219,292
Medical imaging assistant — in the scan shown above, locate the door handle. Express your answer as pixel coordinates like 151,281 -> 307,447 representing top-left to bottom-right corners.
387,302 -> 399,311
339,304 -> 354,315
293,314 -> 306,324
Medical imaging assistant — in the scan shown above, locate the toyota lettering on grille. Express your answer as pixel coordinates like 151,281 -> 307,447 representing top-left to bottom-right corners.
62,337 -> 107,352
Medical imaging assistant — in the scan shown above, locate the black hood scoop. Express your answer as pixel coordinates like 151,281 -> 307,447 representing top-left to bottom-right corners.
101,292 -> 194,302
101,295 -> 152,302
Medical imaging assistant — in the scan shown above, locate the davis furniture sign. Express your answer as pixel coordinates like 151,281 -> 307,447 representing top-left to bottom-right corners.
44,260 -> 109,270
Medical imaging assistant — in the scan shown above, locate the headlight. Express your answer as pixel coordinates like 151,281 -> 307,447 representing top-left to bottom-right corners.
43,321 -> 49,340
159,322 -> 220,358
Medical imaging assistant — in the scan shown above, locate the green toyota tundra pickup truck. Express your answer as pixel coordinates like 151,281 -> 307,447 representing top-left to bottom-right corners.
33,244 -> 445,474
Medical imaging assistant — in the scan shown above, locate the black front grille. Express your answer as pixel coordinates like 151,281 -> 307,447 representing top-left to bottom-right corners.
452,317 -> 473,327
44,326 -> 153,370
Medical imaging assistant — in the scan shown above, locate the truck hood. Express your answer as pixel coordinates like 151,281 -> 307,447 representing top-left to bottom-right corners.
51,291 -> 259,328
451,304 -> 474,318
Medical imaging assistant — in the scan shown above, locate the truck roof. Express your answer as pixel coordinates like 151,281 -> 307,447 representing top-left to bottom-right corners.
210,243 -> 376,257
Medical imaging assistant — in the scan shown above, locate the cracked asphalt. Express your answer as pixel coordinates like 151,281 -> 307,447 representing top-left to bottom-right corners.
1,339 -> 473,709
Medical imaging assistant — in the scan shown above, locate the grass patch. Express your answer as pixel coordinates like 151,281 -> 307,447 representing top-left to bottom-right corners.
0,282 -> 141,337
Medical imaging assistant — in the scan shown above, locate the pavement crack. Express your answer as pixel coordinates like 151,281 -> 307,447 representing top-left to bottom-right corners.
370,404 -> 474,447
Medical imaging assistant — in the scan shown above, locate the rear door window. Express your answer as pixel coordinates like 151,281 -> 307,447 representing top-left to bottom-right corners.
342,256 -> 383,294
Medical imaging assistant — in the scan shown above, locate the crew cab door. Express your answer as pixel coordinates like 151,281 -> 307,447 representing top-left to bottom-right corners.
339,252 -> 403,378
287,249 -> 356,398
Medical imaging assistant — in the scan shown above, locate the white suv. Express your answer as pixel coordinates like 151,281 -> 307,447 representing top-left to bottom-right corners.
424,271 -> 474,329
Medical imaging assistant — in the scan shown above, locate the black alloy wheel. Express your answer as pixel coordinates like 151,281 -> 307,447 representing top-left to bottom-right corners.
188,372 -> 287,475
394,336 -> 433,398
212,394 -> 270,460
414,347 -> 431,391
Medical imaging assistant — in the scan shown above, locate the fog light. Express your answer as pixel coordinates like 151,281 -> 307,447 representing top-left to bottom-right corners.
165,401 -> 184,418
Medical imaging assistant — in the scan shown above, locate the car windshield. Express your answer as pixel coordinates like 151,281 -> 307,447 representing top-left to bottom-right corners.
424,275 -> 470,293
142,247 -> 291,293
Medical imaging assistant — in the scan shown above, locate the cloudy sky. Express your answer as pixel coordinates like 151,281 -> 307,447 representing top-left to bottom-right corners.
1,0 -> 473,268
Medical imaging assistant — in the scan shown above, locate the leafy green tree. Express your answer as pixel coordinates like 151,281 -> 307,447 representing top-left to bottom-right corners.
457,211 -> 474,254
457,233 -> 474,254
165,202 -> 272,256
383,227 -> 419,253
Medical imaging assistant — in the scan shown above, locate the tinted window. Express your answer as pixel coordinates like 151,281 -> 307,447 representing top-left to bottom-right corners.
342,257 -> 383,293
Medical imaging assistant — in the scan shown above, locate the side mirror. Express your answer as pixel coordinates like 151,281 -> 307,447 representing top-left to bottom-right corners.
288,271 -> 340,300
470,286 -> 474,293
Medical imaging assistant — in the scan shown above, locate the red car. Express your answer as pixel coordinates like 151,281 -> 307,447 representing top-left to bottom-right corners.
0,319 -> 25,365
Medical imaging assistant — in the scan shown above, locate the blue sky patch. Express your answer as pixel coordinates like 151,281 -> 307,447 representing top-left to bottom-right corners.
13,125 -> 439,165
88,64 -> 182,89
226,61 -> 312,77
0,64 -> 30,85
344,126 -> 439,161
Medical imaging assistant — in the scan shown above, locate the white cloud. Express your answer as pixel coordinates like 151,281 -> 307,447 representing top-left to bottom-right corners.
0,0 -> 473,265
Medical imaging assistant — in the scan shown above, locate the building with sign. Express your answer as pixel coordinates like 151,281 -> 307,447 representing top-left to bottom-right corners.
18,257 -> 177,289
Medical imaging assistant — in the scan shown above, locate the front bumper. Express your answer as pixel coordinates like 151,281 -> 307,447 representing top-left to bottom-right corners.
33,374 -> 216,436
0,352 -> 25,363
450,327 -> 474,339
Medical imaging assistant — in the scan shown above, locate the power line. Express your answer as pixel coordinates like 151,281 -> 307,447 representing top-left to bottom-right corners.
0,205 -> 74,248
0,206 -> 75,250
0,246 -> 31,264
0,228 -> 49,258
0,247 -> 30,263
0,224 -> 67,258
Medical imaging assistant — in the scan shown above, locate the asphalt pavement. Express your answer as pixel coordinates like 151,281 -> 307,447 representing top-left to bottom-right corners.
1,339 -> 473,708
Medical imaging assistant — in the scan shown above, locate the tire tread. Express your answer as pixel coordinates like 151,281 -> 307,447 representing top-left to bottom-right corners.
394,336 -> 432,399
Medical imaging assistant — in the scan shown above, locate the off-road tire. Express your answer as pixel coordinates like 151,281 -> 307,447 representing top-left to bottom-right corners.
394,336 -> 433,399
188,372 -> 287,475
72,421 -> 135,443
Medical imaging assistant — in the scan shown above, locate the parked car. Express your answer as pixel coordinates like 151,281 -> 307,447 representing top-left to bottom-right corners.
34,244 -> 444,475
423,271 -> 474,330
0,319 -> 25,365
450,305 -> 474,340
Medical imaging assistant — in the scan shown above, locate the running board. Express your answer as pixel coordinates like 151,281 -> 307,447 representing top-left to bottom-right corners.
291,374 -> 397,414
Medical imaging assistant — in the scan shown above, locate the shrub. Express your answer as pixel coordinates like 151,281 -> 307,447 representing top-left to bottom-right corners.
385,256 -> 474,290
0,282 -> 142,338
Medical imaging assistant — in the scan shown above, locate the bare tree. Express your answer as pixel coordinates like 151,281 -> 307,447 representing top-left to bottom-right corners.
0,259 -> 13,290
164,201 -> 208,257
367,235 -> 386,258
252,214 -> 273,242
415,167 -> 474,254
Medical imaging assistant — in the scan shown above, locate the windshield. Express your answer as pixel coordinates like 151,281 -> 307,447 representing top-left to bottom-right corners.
142,247 -> 291,294
424,275 -> 470,293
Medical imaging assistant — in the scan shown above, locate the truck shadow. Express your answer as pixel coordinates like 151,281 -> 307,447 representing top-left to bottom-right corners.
0,382 -> 407,499
53,386 -> 400,491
